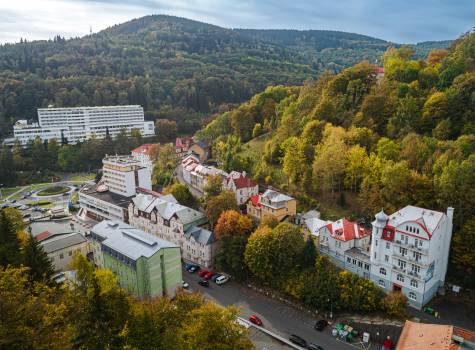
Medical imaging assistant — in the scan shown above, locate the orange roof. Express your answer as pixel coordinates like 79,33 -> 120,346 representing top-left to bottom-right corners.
396,321 -> 453,350
325,219 -> 370,242
132,144 -> 155,155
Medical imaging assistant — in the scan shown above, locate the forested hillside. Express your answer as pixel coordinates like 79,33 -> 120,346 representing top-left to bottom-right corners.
0,15 -> 449,137
197,32 -> 475,285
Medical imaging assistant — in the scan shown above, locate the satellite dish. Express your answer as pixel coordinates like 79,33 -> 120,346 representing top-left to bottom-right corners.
96,184 -> 109,193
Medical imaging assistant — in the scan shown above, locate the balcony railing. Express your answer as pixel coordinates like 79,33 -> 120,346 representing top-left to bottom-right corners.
393,240 -> 429,255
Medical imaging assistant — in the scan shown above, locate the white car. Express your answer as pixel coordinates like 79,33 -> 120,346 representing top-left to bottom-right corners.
182,280 -> 190,289
215,275 -> 229,285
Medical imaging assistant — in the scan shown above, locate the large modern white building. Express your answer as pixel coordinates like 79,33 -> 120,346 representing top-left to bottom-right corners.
10,105 -> 154,145
370,206 -> 454,310
78,155 -> 152,222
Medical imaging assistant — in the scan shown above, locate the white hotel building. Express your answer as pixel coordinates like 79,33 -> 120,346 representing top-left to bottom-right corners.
370,206 -> 454,309
78,155 -> 152,222
11,105 -> 155,145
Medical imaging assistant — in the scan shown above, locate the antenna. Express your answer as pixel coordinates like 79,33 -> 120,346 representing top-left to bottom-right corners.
89,25 -> 92,35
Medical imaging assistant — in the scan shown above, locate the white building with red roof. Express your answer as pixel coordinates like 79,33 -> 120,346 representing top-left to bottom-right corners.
131,144 -> 156,171
370,205 -> 454,310
222,171 -> 258,205
318,218 -> 372,276
175,137 -> 193,158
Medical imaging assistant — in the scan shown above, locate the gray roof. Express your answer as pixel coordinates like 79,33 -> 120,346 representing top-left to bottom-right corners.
91,220 -> 178,261
302,210 -> 320,221
131,193 -> 206,226
184,226 -> 215,245
261,189 -> 294,203
344,247 -> 370,262
387,205 -> 445,234
80,183 -> 132,208
305,218 -> 332,236
40,232 -> 87,254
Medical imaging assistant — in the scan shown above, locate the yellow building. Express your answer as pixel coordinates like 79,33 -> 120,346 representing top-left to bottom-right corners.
188,141 -> 210,162
247,189 -> 297,222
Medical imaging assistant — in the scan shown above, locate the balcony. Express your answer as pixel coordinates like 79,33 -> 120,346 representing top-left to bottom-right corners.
393,240 -> 428,255
393,251 -> 428,267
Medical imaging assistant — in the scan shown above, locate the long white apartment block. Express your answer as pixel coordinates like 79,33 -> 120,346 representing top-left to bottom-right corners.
11,105 -> 155,145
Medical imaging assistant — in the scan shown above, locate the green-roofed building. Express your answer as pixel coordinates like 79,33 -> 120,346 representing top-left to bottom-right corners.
90,220 -> 182,299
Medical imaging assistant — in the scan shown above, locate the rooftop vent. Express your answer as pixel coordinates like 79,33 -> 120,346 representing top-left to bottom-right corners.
122,230 -> 157,247
107,222 -> 118,228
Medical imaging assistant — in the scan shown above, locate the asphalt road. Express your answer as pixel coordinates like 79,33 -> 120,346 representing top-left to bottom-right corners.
183,268 -> 359,350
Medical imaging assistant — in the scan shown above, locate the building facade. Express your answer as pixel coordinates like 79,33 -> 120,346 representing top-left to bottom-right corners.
131,144 -> 156,171
318,218 -> 371,274
247,189 -> 297,222
78,155 -> 151,222
40,232 -> 89,272
175,137 -> 193,158
370,206 -> 454,309
11,105 -> 155,145
223,171 -> 258,205
128,193 -> 216,267
188,141 -> 210,161
90,220 -> 182,299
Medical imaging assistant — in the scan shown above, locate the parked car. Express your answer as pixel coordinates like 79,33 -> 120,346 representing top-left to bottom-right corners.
10,199 -> 16,203
307,343 -> 324,350
198,269 -> 209,277
204,272 -> 215,280
248,315 -> 263,326
289,334 -> 307,347
215,275 -> 229,285
184,263 -> 194,270
188,265 -> 199,273
19,205 -> 29,210
211,274 -> 222,282
181,280 -> 189,289
198,279 -> 209,287
314,319 -> 328,331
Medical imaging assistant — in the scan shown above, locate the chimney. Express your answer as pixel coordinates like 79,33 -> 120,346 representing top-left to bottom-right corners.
446,207 -> 454,222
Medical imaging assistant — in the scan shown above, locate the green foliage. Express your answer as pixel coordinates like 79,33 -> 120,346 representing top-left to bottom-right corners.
205,191 -> 238,228
22,234 -> 55,283
337,271 -> 385,312
0,209 -> 23,267
165,182 -> 198,209
382,291 -> 408,318
245,222 -> 305,286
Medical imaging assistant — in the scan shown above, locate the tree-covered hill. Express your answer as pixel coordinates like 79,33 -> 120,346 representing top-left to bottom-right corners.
197,32 -> 475,284
0,15 -> 450,137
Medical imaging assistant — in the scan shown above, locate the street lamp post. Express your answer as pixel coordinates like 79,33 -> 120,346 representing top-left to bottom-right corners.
327,298 -> 333,319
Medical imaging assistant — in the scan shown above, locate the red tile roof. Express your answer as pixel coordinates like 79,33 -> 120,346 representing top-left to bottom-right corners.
36,231 -> 52,242
132,144 -> 155,155
326,219 -> 370,242
249,195 -> 261,208
175,137 -> 193,148
231,175 -> 257,189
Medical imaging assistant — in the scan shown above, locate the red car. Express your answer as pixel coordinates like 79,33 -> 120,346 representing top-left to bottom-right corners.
204,272 -> 215,280
198,269 -> 209,277
249,315 -> 263,326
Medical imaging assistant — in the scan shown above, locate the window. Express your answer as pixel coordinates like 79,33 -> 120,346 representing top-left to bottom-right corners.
378,280 -> 385,287
59,253 -> 64,259
386,242 -> 390,249
68,250 -> 73,256
347,257 -> 351,263
414,252 -> 422,262
397,274 -> 404,282
410,279 -> 418,288
374,252 -> 377,259
375,239 -> 378,246
364,264 -> 370,271
408,292 -> 417,301
385,255 -> 389,262
400,247 -> 407,256
353,259 -> 356,265
358,261 -> 362,268
380,267 -> 386,275
398,259 -> 406,269
411,264 -> 420,274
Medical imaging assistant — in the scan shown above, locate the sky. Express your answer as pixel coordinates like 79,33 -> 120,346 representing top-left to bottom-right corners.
0,0 -> 473,44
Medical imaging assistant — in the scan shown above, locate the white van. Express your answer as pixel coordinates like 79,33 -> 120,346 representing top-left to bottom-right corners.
215,275 -> 229,285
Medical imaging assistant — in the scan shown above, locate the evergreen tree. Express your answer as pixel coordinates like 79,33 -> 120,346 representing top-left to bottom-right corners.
302,236 -> 317,267
0,210 -> 22,267
22,233 -> 55,283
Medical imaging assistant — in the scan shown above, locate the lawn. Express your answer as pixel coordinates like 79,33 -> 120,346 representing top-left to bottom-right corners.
0,186 -> 25,200
69,173 -> 95,182
36,185 -> 70,196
